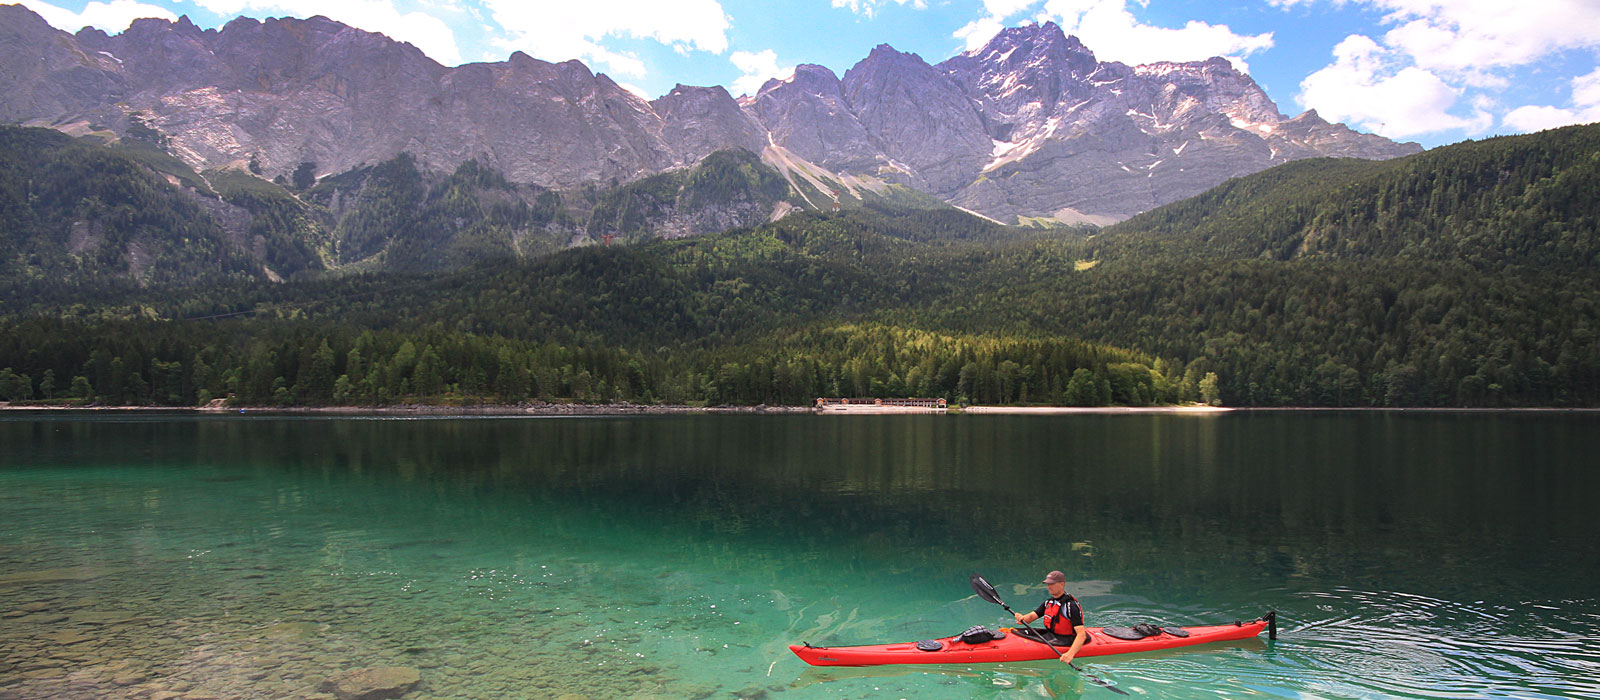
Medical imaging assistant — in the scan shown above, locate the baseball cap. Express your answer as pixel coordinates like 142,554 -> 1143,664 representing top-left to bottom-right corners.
1043,570 -> 1066,584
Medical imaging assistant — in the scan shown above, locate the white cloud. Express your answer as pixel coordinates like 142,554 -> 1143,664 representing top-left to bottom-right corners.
1279,0 -> 1600,82
188,0 -> 463,65
1298,34 -> 1493,138
983,0 -> 1040,15
831,0 -> 927,20
954,15 -> 1009,52
729,49 -> 794,97
1502,105 -> 1589,132
20,0 -> 176,33
1374,0 -> 1600,77
1285,0 -> 1600,140
953,0 -> 1274,70
1576,68 -> 1600,108
952,0 -> 1045,52
615,81 -> 653,101
1503,68 -> 1600,133
1037,0 -> 1274,70
484,0 -> 729,79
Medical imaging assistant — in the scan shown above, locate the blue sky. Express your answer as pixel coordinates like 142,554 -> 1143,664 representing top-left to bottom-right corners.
17,0 -> 1600,148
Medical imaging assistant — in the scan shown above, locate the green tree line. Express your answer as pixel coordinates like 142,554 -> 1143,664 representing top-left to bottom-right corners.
0,319 -> 1206,407
5,124 -> 1598,408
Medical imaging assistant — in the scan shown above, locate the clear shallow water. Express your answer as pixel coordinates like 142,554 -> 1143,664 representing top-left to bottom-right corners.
1,412 -> 1597,699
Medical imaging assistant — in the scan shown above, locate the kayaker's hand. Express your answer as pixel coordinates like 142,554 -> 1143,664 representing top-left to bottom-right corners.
1014,612 -> 1025,624
1060,652 -> 1075,664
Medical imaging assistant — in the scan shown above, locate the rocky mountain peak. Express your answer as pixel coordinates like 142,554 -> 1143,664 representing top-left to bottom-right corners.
759,64 -> 842,99
845,43 -> 936,89
841,41 -> 990,193
965,21 -> 1097,74
745,62 -> 878,171
127,16 -> 178,34
171,15 -> 205,36
653,84 -> 766,165
938,24 -> 1102,137
864,43 -> 919,64
1134,57 -> 1283,129
0,5 -> 126,122
0,4 -> 1423,226
921,18 -> 1419,221
658,83 -> 734,104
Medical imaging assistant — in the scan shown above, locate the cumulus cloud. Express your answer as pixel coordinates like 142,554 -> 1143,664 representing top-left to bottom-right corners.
953,0 -> 1039,51
1040,0 -> 1274,70
1288,0 -> 1600,139
614,81 -> 653,101
953,16 -> 1008,52
1502,105 -> 1587,133
953,0 -> 1273,70
831,0 -> 927,20
729,49 -> 794,97
187,0 -> 463,65
483,0 -> 729,79
20,0 -> 176,33
1298,34 -> 1493,138
1503,68 -> 1600,133
1375,0 -> 1600,78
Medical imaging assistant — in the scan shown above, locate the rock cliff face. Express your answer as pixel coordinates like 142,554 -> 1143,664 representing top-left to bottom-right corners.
912,24 -> 1420,221
2,7 -> 692,187
0,6 -> 1421,223
652,84 -> 766,166
840,45 -> 994,195
742,64 -> 882,174
0,5 -> 129,121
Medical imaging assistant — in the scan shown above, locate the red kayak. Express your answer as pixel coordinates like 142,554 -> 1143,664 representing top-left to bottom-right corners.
790,613 -> 1275,667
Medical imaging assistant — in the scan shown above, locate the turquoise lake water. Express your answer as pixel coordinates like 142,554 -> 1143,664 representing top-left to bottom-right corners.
1,412 -> 1597,699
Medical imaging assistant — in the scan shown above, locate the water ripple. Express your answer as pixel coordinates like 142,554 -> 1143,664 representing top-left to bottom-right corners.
1282,588 -> 1600,699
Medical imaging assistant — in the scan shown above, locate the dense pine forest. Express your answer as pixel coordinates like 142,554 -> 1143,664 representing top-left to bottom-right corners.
1,123 -> 1596,408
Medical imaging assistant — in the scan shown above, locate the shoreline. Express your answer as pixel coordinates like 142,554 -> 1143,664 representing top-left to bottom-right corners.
960,405 -> 1233,414
0,402 -> 811,416
4,403 -> 1596,416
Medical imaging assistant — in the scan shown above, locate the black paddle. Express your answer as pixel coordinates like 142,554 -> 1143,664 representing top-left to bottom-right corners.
970,573 -> 1128,695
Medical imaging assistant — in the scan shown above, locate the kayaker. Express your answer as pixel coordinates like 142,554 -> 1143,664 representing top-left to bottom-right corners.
1014,570 -> 1087,664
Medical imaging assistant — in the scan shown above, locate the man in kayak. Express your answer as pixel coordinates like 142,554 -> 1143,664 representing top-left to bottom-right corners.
1014,570 -> 1087,664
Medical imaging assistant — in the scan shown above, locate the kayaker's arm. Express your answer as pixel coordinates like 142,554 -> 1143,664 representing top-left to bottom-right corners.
1015,601 -> 1048,625
1060,626 -> 1087,664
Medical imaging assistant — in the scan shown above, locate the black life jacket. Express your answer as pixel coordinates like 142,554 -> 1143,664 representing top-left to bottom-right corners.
1042,595 -> 1081,636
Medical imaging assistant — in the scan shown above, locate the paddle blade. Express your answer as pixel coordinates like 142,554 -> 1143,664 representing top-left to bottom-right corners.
970,573 -> 1004,606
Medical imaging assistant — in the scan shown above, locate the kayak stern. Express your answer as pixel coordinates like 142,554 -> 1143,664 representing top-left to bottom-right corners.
790,613 -> 1276,667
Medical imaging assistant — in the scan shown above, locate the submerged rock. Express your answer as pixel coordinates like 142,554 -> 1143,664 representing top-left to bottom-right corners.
44,629 -> 93,646
69,611 -> 139,625
322,667 -> 421,700
265,622 -> 321,640
0,567 -> 121,586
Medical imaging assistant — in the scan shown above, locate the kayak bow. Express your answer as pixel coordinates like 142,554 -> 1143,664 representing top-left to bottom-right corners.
790,612 -> 1276,667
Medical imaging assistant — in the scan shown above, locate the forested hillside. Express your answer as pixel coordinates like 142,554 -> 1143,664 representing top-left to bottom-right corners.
1041,123 -> 1600,406
305,154 -> 576,271
2,125 -> 1597,409
0,126 -> 264,294
0,125 -> 829,303
586,149 -> 792,243
1102,124 -> 1600,268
